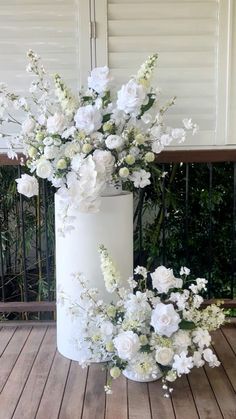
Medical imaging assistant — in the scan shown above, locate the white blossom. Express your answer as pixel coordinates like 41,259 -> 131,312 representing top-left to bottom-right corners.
113,331 -> 140,360
74,104 -> 102,134
130,170 -> 151,188
117,79 -> 146,115
88,66 -> 112,94
151,303 -> 181,337
172,352 -> 194,376
16,174 -> 39,198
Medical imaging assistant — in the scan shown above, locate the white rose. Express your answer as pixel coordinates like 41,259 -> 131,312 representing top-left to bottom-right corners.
64,142 -> 81,158
173,330 -> 191,352
113,331 -> 140,360
88,66 -> 112,93
36,158 -> 53,179
155,347 -> 174,366
16,174 -> 39,198
151,266 -> 176,294
100,321 -> 114,337
93,149 -> 115,177
117,79 -> 146,115
151,303 -> 181,337
47,112 -> 65,134
105,135 -> 124,150
74,105 -> 102,134
22,117 -> 35,135
44,145 -> 59,160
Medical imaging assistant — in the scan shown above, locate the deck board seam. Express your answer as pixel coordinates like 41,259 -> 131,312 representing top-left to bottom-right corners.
186,374 -> 202,419
11,326 -> 48,418
33,348 -> 57,419
203,366 -> 229,418
126,376 -> 129,419
0,326 -> 17,357
0,326 -> 33,394
80,367 -> 89,419
57,359 -> 72,419
221,327 -> 236,356
147,383 -> 153,419
211,335 -> 236,394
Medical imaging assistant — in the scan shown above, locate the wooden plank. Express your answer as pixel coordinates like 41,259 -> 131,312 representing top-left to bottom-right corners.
172,375 -> 199,419
0,326 -> 46,419
0,301 -> 56,313
82,364 -> 106,419
128,381 -> 152,419
149,379 -> 175,419
105,375 -> 128,419
59,362 -> 88,419
0,326 -> 32,392
221,322 -> 236,354
1,150 -> 236,166
12,327 -> 56,419
204,363 -> 236,418
201,299 -> 236,308
0,321 -> 55,327
155,149 -> 236,163
35,351 -> 71,419
0,326 -> 16,356
211,329 -> 236,391
188,367 -> 223,419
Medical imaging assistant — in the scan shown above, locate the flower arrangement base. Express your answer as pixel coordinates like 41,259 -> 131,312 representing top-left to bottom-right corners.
123,368 -> 163,383
55,191 -> 133,362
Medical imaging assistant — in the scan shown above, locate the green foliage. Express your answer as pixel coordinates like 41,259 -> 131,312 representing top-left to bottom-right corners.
134,162 -> 235,299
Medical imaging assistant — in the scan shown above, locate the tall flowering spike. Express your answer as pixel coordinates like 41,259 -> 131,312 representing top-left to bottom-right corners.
54,73 -> 78,117
136,53 -> 158,86
99,245 -> 120,293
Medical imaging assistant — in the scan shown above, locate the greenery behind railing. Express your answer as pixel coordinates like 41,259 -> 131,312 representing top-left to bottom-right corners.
0,161 -> 235,317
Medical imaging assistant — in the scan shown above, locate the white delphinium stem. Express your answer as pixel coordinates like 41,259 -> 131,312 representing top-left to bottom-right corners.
99,245 -> 121,294
136,54 -> 158,86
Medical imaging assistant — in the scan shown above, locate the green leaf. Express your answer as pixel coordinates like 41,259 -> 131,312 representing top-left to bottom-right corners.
179,320 -> 195,330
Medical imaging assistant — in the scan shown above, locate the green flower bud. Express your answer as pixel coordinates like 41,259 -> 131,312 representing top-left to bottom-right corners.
110,367 -> 121,379
144,152 -> 155,163
135,133 -> 145,144
28,146 -> 37,158
119,167 -> 129,178
125,155 -> 135,165
35,132 -> 44,142
139,335 -> 148,345
56,158 -> 67,170
103,121 -> 113,133
106,341 -> 115,352
82,143 -> 93,154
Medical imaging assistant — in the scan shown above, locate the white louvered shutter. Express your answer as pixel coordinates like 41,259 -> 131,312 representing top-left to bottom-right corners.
0,0 -> 93,151
94,0 -> 234,148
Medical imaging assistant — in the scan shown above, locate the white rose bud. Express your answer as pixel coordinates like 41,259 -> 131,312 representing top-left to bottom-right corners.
16,174 -> 39,198
28,146 -> 37,158
125,155 -> 135,165
145,152 -> 155,163
110,367 -> 121,379
113,331 -> 140,360
36,159 -> 53,179
155,347 -> 174,366
56,159 -> 67,170
82,143 -> 93,154
119,167 -> 129,178
105,134 -> 124,150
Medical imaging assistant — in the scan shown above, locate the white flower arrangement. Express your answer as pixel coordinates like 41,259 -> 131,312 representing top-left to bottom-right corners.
58,246 -> 225,397
0,51 -> 198,232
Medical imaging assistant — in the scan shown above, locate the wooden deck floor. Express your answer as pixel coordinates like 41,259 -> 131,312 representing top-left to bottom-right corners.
0,322 -> 235,419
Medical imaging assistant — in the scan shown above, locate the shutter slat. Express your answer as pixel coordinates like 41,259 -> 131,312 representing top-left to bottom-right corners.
108,3 -> 217,20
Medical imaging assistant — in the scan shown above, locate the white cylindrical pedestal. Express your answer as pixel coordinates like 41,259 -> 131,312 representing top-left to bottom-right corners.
55,192 -> 133,361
